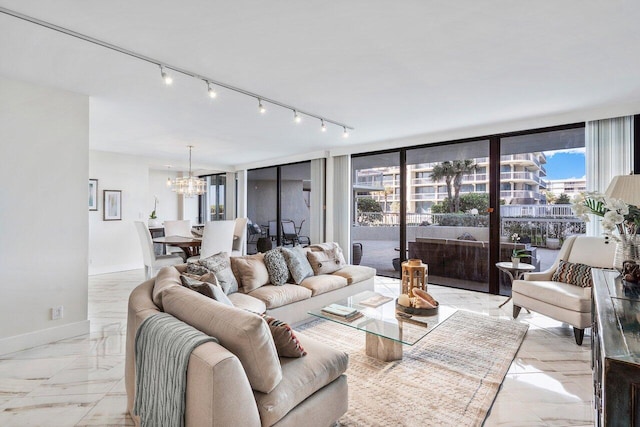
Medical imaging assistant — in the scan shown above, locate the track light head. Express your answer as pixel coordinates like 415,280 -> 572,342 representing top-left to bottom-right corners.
294,110 -> 301,123
258,99 -> 266,114
321,119 -> 327,132
159,65 -> 172,85
207,82 -> 217,98
343,127 -> 349,138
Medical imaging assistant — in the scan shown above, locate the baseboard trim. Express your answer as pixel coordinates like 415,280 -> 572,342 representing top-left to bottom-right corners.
0,320 -> 91,356
89,263 -> 141,276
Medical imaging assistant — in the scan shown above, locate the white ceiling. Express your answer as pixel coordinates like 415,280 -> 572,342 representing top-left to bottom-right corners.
1,1 -> 640,174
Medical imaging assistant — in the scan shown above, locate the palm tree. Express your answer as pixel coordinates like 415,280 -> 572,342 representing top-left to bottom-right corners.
430,162 -> 455,212
430,160 -> 477,213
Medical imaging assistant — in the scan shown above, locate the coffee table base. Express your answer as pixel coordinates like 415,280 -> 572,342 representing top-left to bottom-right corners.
366,334 -> 402,361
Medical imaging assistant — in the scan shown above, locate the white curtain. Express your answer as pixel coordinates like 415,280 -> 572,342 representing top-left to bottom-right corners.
585,115 -> 634,236
309,158 -> 325,245
326,155 -> 351,261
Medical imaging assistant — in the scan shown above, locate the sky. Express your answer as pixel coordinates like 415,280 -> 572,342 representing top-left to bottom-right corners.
543,148 -> 585,180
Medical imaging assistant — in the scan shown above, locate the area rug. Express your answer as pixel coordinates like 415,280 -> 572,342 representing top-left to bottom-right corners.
297,310 -> 528,427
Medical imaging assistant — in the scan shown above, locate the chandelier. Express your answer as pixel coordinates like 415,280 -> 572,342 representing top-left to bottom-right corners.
171,146 -> 206,197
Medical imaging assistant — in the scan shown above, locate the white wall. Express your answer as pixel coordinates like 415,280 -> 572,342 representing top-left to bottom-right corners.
89,152 -> 197,274
0,76 -> 89,353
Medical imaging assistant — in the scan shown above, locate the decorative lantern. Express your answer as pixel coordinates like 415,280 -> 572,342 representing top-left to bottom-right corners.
401,259 -> 428,297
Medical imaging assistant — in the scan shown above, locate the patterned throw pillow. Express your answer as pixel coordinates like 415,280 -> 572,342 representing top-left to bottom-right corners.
191,252 -> 239,295
180,274 -> 233,306
262,314 -> 306,358
551,260 -> 593,287
307,248 -> 347,275
187,260 -> 210,276
281,246 -> 314,284
264,248 -> 290,286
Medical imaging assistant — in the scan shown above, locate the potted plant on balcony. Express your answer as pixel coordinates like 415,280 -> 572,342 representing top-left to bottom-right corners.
510,233 -> 528,267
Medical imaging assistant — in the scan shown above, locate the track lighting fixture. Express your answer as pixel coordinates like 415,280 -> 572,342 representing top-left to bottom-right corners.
343,127 -> 349,138
0,7 -> 355,137
207,81 -> 217,98
159,65 -> 173,85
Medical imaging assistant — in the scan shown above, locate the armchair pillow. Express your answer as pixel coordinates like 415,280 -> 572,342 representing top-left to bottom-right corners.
262,314 -> 306,358
551,260 -> 593,287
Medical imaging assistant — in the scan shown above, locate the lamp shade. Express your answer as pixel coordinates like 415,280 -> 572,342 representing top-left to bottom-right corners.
604,175 -> 640,207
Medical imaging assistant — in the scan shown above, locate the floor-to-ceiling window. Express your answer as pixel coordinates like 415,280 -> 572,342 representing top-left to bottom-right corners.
406,140 -> 491,292
199,174 -> 226,223
350,123 -> 586,294
247,161 -> 311,253
351,152 -> 401,278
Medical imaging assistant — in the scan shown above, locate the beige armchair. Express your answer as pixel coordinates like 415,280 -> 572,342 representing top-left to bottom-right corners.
512,235 -> 616,345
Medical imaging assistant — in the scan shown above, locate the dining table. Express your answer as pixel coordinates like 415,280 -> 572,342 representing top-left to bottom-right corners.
152,235 -> 202,258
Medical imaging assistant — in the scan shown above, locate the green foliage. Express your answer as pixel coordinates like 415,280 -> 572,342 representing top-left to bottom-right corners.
430,160 -> 477,212
357,197 -> 382,213
555,193 -> 571,204
430,193 -> 489,214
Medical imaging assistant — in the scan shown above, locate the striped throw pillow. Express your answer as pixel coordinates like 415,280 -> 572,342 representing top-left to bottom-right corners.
262,315 -> 306,358
551,260 -> 593,287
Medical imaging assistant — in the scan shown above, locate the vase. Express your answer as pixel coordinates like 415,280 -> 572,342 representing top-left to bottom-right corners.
613,235 -> 640,272
511,257 -> 520,268
148,218 -> 162,228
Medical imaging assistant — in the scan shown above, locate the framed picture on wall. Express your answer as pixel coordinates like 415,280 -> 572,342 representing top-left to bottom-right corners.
89,179 -> 98,211
103,190 -> 122,221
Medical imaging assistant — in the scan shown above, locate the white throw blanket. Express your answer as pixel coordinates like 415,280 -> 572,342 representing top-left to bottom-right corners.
134,313 -> 217,427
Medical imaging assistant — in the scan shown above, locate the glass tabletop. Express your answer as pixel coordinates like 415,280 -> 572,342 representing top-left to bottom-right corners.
308,290 -> 456,345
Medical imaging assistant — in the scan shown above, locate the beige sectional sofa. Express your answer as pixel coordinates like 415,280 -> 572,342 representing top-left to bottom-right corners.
126,253 -> 376,426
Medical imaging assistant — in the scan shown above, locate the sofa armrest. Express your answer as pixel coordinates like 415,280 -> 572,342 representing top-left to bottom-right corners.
185,342 -> 261,427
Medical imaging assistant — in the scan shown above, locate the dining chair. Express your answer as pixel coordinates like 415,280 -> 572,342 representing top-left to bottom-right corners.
134,221 -> 183,279
232,217 -> 248,256
188,219 -> 236,262
163,220 -> 192,255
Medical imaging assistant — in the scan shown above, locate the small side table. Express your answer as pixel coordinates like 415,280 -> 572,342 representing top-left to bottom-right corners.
496,261 -> 535,308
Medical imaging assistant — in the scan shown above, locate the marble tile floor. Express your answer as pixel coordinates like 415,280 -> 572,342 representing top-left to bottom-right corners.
0,270 -> 594,426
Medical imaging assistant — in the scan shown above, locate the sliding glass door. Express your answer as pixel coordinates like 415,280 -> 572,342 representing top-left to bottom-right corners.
406,141 -> 491,292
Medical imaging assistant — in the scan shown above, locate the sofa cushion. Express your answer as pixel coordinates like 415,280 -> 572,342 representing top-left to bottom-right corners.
551,260 -> 593,287
307,248 -> 346,275
197,252 -> 239,294
253,332 -> 348,427
300,275 -> 347,296
264,248 -> 290,286
162,285 -> 282,393
152,266 -> 183,310
180,274 -> 233,306
248,284 -> 312,309
228,292 -> 267,314
230,253 -> 269,292
332,265 -> 376,285
513,279 -> 592,312
262,315 -> 306,358
281,246 -> 314,284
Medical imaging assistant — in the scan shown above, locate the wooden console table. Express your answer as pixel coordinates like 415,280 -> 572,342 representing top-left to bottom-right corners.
592,268 -> 640,426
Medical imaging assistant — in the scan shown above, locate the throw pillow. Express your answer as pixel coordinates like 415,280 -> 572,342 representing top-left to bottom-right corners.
307,248 -> 347,275
197,252 -> 239,294
264,248 -> 290,286
261,314 -> 306,358
281,246 -> 314,284
186,260 -> 210,276
230,253 -> 270,292
180,274 -> 233,306
551,260 -> 593,287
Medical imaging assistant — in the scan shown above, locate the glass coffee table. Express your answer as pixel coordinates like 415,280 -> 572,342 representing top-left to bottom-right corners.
308,290 -> 456,361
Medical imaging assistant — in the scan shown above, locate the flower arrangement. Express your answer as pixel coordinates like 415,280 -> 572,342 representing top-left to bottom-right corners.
149,196 -> 159,219
511,233 -> 528,258
572,192 -> 640,240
